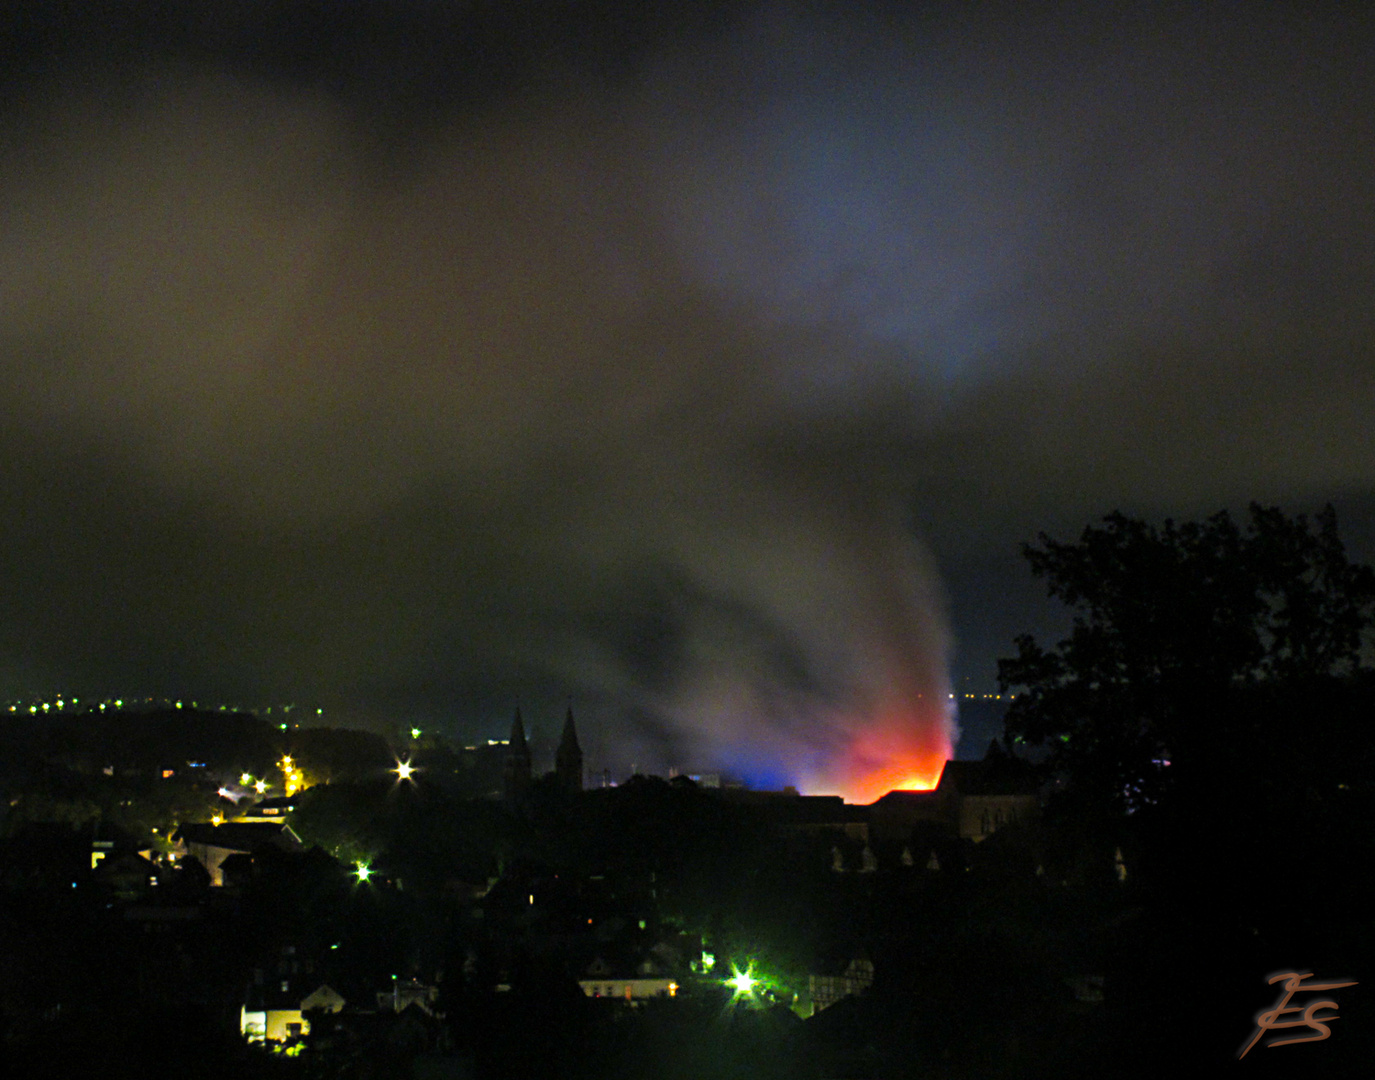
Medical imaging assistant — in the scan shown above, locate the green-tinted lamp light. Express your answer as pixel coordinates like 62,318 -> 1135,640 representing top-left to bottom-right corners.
726,965 -> 758,997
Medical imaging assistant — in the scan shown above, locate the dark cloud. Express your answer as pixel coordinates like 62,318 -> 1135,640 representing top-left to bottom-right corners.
1,2 -> 1372,790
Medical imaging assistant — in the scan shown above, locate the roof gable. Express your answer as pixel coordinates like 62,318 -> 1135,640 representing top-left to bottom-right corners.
174,821 -> 302,851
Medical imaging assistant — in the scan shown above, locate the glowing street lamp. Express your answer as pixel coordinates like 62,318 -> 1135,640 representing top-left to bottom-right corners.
726,964 -> 759,998
240,773 -> 253,786
276,754 -> 306,795
253,778 -> 268,795
393,759 -> 415,782
354,862 -> 372,883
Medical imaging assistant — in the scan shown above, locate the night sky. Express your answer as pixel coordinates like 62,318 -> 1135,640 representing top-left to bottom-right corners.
2,2 -> 1373,795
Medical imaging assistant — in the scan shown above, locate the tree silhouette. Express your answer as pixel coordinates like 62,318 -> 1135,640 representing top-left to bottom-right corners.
998,504 -> 1375,816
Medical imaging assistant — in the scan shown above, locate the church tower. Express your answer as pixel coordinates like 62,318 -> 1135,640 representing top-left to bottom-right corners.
504,706 -> 532,804
555,706 -> 583,795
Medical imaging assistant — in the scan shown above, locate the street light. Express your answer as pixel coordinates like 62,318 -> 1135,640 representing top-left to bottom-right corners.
726,964 -> 758,998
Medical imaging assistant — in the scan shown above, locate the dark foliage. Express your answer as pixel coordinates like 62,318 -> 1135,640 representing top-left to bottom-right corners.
998,504 -> 1375,815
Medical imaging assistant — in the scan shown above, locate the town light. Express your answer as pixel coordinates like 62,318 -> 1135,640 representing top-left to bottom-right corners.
354,862 -> 372,883
726,964 -> 758,998
393,759 -> 415,782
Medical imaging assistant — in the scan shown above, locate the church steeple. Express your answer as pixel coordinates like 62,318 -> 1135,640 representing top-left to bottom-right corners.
555,706 -> 583,795
504,706 -> 532,804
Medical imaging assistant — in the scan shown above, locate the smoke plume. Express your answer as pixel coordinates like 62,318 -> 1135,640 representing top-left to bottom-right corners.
4,3 -> 1375,797
0,48 -> 957,797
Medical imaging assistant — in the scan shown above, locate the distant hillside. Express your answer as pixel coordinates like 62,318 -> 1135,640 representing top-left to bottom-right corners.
0,710 -> 392,782
0,709 -> 275,776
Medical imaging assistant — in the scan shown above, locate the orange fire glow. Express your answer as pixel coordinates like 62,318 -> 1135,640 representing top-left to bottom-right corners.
843,754 -> 947,804
832,714 -> 952,804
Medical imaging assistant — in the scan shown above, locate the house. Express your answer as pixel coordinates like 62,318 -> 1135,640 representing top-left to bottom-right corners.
218,851 -> 255,889
578,955 -> 679,1003
240,982 -> 342,1043
937,758 -> 1040,843
301,984 -> 347,1013
715,788 -> 873,869
868,749 -> 1040,845
240,945 -> 341,1043
241,979 -> 310,1043
92,850 -> 160,902
376,978 -> 438,1014
172,820 -> 303,886
236,795 -> 298,822
808,957 -> 875,1016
